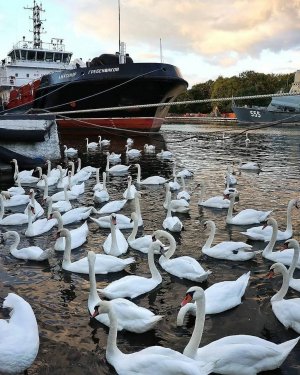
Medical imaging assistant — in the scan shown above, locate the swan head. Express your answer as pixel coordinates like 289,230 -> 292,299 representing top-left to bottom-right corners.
283,238 -> 299,251
203,220 -> 214,230
57,228 -> 70,238
148,239 -> 166,255
181,286 -> 205,307
2,293 -> 25,312
92,300 -> 111,318
265,217 -> 277,228
1,191 -> 11,200
267,262 -> 287,279
110,213 -> 117,225
130,212 -> 138,222
295,199 -> 300,209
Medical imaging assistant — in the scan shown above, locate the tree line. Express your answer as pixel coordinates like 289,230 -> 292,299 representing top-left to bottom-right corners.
170,70 -> 295,114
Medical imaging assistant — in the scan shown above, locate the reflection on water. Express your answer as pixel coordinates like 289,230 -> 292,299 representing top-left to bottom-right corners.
0,122 -> 300,374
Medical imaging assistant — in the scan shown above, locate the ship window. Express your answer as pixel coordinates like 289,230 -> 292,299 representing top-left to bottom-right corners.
26,74 -> 29,77
15,73 -> 18,77
20,50 -> 26,60
36,51 -> 45,61
45,52 -> 54,62
54,53 -> 62,62
27,50 -> 36,60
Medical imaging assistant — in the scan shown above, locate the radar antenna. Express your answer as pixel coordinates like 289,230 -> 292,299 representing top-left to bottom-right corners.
24,0 -> 46,48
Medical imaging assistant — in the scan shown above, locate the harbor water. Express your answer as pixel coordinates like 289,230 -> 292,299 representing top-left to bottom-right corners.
0,122 -> 300,374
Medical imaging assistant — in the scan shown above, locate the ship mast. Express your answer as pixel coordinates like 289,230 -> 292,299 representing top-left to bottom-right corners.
24,0 -> 46,48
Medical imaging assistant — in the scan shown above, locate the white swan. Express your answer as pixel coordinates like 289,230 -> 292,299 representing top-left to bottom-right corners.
268,260 -> 300,333
122,175 -> 137,200
180,286 -> 300,374
24,189 -> 44,219
98,135 -> 110,146
92,168 -> 103,191
163,191 -> 183,232
76,158 -> 96,174
225,192 -> 272,225
59,228 -> 134,274
11,159 -> 40,184
127,212 -> 155,253
50,177 -> 78,202
25,204 -> 57,237
240,198 -> 299,241
144,143 -> 155,152
0,293 -> 39,374
1,231 -> 53,261
93,300 -> 211,375
125,144 -> 141,157
86,137 -> 98,149
236,159 -> 261,171
245,131 -> 250,145
47,188 -> 72,213
36,172 -> 58,188
197,181 -> 230,209
169,162 -> 181,191
46,159 -> 63,180
224,165 -> 237,185
7,176 -> 25,196
51,210 -> 89,251
72,161 -> 92,182
135,163 -> 167,185
106,152 -> 130,175
98,240 -> 165,299
108,152 -> 121,162
157,149 -> 173,158
90,191 -> 143,229
56,206 -> 94,226
1,191 -> 29,207
177,272 -> 250,323
88,251 -> 162,333
94,172 -> 109,203
285,239 -> 300,292
176,175 -> 191,201
126,137 -> 134,146
163,183 -> 190,213
202,220 -> 256,261
177,168 -> 193,178
0,196 -> 30,225
63,144 -> 78,157
155,230 -> 211,282
56,165 -> 69,189
262,218 -> 300,268
103,214 -> 129,256
98,196 -> 127,214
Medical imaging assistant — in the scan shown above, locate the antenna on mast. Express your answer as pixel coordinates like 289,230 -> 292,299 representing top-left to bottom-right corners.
160,38 -> 164,63
24,0 -> 46,48
118,0 -> 121,54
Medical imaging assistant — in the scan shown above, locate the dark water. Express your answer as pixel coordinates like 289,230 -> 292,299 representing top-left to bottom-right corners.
1,122 -> 300,374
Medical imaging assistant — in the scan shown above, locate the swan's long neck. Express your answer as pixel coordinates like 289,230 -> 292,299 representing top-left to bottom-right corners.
110,222 -> 118,255
69,162 -> 75,176
286,199 -> 295,232
12,161 -> 19,180
55,212 -> 64,231
57,166 -> 63,185
62,232 -> 72,264
161,232 -> 176,259
263,220 -> 278,255
9,298 -> 38,331
164,184 -> 170,207
47,161 -> 51,177
136,164 -> 141,183
88,256 -> 101,306
125,179 -> 131,199
181,176 -> 186,191
271,265 -> 290,302
203,222 -> 215,249
226,195 -> 235,222
103,172 -> 107,191
0,196 -> 4,220
47,198 -> 53,218
43,177 -> 49,200
148,246 -> 162,282
77,158 -> 81,172
183,295 -> 205,359
166,192 -> 172,218
27,208 -> 34,233
105,155 -> 110,171
106,305 -> 123,360
288,246 -> 299,279
64,186 -> 70,203
127,215 -> 138,241
134,194 -> 141,220
95,169 -> 100,185
9,232 -> 20,251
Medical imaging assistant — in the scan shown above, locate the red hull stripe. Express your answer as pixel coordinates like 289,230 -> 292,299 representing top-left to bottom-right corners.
56,117 -> 164,131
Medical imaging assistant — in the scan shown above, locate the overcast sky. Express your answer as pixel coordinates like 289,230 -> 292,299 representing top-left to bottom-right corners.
0,0 -> 299,87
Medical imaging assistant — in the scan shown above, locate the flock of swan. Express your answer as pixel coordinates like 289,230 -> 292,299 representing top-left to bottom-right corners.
0,133 -> 299,374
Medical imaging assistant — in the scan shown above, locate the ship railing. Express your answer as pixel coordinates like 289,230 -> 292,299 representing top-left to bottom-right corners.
12,40 -> 66,52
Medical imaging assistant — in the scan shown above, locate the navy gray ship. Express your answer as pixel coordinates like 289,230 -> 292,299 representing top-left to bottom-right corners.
232,70 -> 300,124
